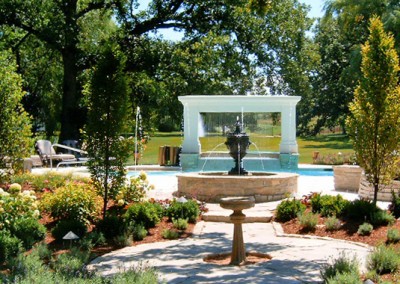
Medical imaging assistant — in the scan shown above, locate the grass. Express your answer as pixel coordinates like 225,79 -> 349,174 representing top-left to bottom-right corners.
129,132 -> 354,165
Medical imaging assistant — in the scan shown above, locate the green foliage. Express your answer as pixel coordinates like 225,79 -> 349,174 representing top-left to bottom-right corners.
162,229 -> 180,240
325,216 -> 342,231
389,190 -> 400,218
10,217 -> 46,250
369,210 -> 395,227
357,223 -> 373,236
34,242 -> 52,262
0,186 -> 42,248
39,181 -> 102,224
0,230 -> 23,263
84,44 -> 133,220
131,224 -> 148,241
310,194 -> 349,217
346,17 -> 400,204
79,231 -> 106,251
53,247 -> 92,278
173,218 -> 189,231
96,214 -> 127,240
326,272 -> 362,284
386,228 -> 400,244
0,49 -> 33,182
298,212 -> 318,231
4,243 -> 159,283
166,199 -> 200,223
344,199 -> 379,222
11,172 -> 90,192
51,219 -> 87,242
124,202 -> 161,229
320,252 -> 360,283
113,234 -> 132,248
275,198 -> 306,222
116,172 -> 154,206
368,245 -> 400,275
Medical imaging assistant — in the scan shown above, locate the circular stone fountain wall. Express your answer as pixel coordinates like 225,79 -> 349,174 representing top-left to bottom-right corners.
176,172 -> 298,203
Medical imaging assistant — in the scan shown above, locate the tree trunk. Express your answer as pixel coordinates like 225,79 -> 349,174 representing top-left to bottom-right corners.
59,49 -> 80,142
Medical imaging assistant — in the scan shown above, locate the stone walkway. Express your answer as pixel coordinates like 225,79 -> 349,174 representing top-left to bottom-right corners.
88,216 -> 371,283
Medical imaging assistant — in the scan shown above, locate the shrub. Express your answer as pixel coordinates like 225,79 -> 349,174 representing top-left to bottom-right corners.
39,181 -> 102,224
357,222 -> 373,236
326,272 -> 362,284
388,190 -> 400,218
10,217 -> 46,249
298,212 -> 318,231
368,245 -> 400,275
53,247 -> 92,278
0,187 -> 40,232
166,199 -> 200,223
173,218 -> 189,230
311,194 -> 349,217
275,198 -> 306,222
96,214 -> 127,240
124,201 -> 160,229
0,230 -> 23,263
115,172 -> 154,206
369,210 -> 395,227
132,224 -> 148,241
162,229 -> 179,240
320,252 -> 360,283
325,216 -> 342,231
386,228 -> 400,244
344,199 -> 378,222
113,233 -> 132,248
80,231 -> 106,251
51,219 -> 87,242
34,242 -> 52,262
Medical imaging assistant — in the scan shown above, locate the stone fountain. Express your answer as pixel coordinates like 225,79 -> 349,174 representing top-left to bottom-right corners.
225,118 -> 251,175
176,117 -> 298,203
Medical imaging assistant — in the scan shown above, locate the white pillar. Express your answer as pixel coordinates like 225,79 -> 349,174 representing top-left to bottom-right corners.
280,103 -> 298,153
181,103 -> 201,154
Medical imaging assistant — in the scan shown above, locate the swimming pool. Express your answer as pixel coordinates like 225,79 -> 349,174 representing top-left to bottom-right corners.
127,167 -> 333,178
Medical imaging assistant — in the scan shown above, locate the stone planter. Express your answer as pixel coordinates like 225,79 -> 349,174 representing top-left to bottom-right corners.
358,174 -> 400,202
333,165 -> 362,193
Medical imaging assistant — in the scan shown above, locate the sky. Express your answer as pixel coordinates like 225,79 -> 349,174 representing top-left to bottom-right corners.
138,0 -> 326,40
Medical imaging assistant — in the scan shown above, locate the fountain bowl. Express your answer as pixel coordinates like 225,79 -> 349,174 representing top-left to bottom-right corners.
176,172 -> 298,203
220,196 -> 255,211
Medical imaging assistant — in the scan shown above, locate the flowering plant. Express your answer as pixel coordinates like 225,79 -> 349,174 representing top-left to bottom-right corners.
0,184 -> 40,231
115,171 -> 154,206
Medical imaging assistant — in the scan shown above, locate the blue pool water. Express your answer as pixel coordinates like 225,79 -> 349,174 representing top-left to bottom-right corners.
127,168 -> 333,177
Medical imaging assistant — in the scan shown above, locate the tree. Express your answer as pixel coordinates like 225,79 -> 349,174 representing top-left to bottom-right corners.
299,0 -> 400,135
0,49 -> 33,181
84,44 -> 133,219
120,0 -> 313,130
346,17 -> 400,204
0,0 -> 117,141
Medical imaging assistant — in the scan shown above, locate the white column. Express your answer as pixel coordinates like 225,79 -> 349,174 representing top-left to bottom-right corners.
181,104 -> 201,154
280,103 -> 298,153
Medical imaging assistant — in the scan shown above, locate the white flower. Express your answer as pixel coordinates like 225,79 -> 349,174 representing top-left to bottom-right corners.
9,183 -> 22,194
33,210 -> 40,218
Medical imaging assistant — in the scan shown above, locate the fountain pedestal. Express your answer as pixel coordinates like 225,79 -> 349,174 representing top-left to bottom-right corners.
220,196 -> 255,265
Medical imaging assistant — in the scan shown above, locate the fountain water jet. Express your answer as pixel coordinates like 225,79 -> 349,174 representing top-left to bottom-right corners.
176,118 -> 298,203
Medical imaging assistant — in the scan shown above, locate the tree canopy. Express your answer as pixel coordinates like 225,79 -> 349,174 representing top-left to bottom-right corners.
0,0 -> 313,140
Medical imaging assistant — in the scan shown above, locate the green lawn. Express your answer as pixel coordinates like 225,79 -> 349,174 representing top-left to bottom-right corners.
129,132 -> 354,165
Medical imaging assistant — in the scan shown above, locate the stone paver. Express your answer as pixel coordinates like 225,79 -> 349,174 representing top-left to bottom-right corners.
88,220 -> 371,283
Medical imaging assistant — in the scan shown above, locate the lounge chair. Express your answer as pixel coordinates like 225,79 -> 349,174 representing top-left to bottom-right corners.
35,140 -> 76,168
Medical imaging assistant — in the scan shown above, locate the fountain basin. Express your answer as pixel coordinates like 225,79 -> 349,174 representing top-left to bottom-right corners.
176,172 -> 298,203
